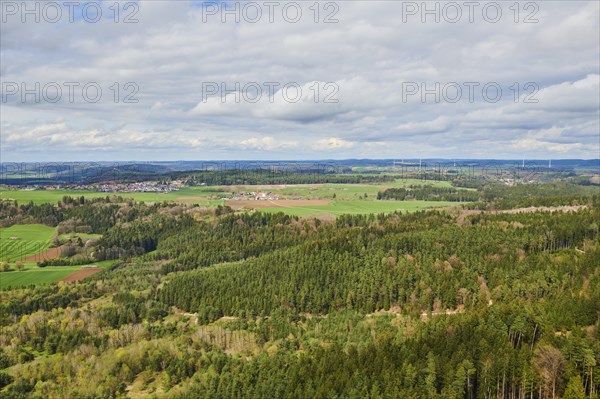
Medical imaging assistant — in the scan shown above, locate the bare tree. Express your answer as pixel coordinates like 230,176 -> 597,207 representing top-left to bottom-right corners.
533,345 -> 566,399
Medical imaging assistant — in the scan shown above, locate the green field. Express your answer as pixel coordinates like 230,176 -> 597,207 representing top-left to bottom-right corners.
260,200 -> 461,218
0,224 -> 56,262
0,260 -> 113,289
0,224 -> 113,288
262,179 -> 455,200
0,179 -> 453,205
0,266 -> 81,289
1,181 -> 466,220
0,187 -> 228,205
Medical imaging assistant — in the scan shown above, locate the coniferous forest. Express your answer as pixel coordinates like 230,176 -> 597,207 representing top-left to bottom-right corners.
0,180 -> 599,399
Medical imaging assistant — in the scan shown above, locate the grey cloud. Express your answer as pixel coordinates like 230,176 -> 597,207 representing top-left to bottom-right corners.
1,0 -> 598,160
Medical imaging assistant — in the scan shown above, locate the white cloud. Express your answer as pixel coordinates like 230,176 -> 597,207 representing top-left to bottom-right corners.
237,136 -> 298,151
317,138 -> 355,149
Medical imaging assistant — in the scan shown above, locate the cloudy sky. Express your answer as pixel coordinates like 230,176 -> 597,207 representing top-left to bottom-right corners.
1,0 -> 599,161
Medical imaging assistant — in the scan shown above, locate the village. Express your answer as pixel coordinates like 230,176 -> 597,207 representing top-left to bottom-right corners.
17,180 -> 186,193
14,184 -> 291,202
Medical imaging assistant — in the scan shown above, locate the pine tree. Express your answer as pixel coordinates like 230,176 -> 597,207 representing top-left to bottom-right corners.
563,375 -> 586,399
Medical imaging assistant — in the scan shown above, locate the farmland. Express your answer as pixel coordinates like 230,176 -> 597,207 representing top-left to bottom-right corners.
0,223 -> 113,288
0,224 -> 55,262
1,179 -> 453,203
217,179 -> 454,200
0,260 -> 113,289
0,265 -> 81,289
1,182 -> 467,219
0,187 -> 228,205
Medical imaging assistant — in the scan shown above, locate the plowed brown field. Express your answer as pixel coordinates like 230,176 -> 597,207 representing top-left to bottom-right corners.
61,267 -> 103,282
22,245 -> 65,262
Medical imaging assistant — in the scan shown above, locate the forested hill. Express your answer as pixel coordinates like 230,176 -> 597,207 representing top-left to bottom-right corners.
0,195 -> 599,398
160,208 -> 599,318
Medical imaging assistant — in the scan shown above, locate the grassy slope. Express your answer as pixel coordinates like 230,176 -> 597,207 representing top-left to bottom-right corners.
0,224 -> 56,262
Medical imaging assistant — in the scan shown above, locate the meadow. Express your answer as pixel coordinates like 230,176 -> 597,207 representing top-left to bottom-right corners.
224,179 -> 454,199
0,260 -> 113,289
0,266 -> 81,289
0,224 -> 55,262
